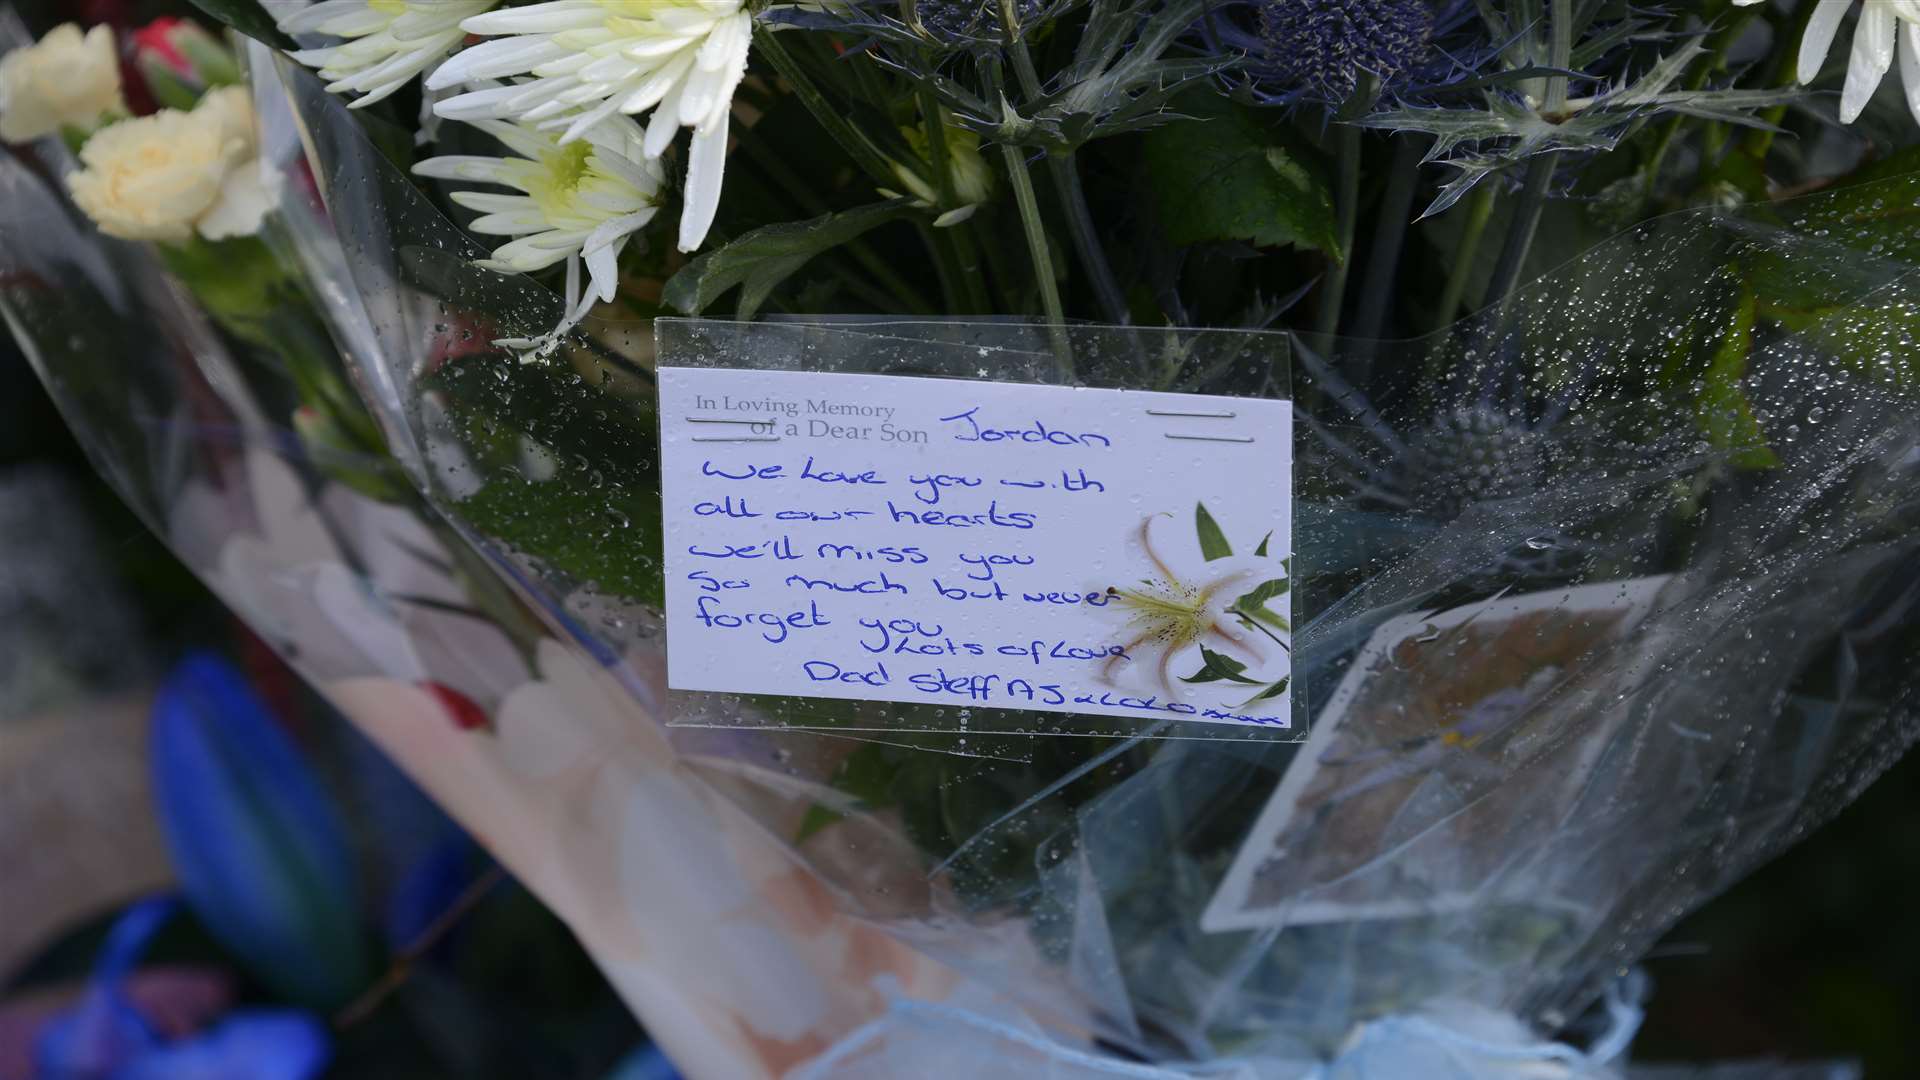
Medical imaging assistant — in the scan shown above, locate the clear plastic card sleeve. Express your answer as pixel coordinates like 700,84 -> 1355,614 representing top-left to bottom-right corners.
653,318 -> 1303,743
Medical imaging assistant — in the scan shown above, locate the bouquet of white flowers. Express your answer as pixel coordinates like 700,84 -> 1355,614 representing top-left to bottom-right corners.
5,2 -> 1920,1076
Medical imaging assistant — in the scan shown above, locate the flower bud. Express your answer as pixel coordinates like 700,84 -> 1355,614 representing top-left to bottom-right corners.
131,18 -> 241,109
890,121 -> 995,224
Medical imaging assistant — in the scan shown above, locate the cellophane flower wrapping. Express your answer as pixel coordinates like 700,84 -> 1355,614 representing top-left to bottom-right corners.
4,27 -> 1920,1080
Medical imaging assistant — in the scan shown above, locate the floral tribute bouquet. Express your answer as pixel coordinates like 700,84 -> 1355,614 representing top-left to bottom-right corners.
7,0 -> 1920,1076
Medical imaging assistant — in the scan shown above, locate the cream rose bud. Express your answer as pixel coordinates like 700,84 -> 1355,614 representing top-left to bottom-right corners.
68,87 -> 274,243
0,23 -> 128,142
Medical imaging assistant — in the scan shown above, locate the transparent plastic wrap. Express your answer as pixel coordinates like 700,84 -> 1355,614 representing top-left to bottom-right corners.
0,40 -> 968,1080
4,29 -> 1918,1080
244,45 -> 1920,1063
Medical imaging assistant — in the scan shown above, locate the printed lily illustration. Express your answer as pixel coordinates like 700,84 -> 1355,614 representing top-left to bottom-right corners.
1103,505 -> 1289,700
34,898 -> 331,1080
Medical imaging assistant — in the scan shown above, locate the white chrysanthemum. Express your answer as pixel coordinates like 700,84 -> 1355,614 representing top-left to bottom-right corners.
425,0 -> 751,253
277,0 -> 499,108
415,114 -> 663,346
1736,0 -> 1920,124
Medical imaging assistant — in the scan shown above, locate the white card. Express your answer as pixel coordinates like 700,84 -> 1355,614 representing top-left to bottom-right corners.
659,367 -> 1292,730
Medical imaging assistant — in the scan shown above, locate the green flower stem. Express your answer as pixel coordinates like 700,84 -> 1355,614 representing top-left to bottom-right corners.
1001,33 -> 1127,324
947,222 -> 994,313
1483,150 -> 1554,309
915,82 -> 992,314
1000,140 -> 1074,368
1047,154 -> 1128,325
1742,0 -> 1818,160
977,210 -> 1028,314
1313,86 -> 1371,345
1642,10 -> 1757,195
1544,0 -> 1573,116
1481,0 -> 1571,311
733,129 -> 933,314
1350,133 -> 1427,354
752,28 -> 897,189
977,53 -> 1071,368
1433,180 -> 1496,331
917,221 -> 964,313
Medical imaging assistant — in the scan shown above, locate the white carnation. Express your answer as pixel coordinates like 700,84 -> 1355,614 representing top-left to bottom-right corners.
68,88 -> 278,243
0,23 -> 127,142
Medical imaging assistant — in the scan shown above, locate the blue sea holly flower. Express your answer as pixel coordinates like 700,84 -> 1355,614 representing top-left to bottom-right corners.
35,898 -> 331,1080
1251,0 -> 1437,103
151,653 -> 370,1010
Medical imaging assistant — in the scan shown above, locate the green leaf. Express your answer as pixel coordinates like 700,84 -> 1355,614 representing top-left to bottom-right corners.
456,479 -> 664,607
797,740 -> 906,841
157,235 -> 284,324
1180,645 -> 1262,685
663,199 -> 916,318
188,0 -> 298,50
1230,577 -> 1291,630
1779,147 -> 1920,264
1253,531 -> 1271,558
1194,502 -> 1232,561
1661,281 -> 1777,471
1244,675 -> 1290,704
1697,285 -> 1778,470
1743,155 -> 1920,387
1142,97 -> 1339,256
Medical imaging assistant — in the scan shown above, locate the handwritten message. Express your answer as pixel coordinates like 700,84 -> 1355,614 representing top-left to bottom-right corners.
659,367 -> 1293,729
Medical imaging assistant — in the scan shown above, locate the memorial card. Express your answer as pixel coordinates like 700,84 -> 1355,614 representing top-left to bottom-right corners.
659,366 -> 1293,730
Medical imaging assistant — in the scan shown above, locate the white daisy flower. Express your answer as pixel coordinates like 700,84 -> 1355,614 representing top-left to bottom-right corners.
414,114 -> 664,346
1737,0 -> 1920,124
277,0 -> 500,108
424,0 -> 752,253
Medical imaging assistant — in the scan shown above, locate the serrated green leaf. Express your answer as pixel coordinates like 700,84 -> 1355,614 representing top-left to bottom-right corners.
1194,502 -> 1232,561
1142,98 -> 1339,256
663,200 -> 916,318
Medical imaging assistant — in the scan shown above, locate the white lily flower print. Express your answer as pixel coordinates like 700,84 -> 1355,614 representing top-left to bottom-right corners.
1103,511 -> 1286,700
414,113 -> 663,346
276,0 -> 499,109
1736,0 -> 1920,124
425,0 -> 752,253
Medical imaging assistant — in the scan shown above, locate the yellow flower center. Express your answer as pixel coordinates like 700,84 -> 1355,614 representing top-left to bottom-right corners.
530,140 -> 595,220
1112,579 -> 1216,651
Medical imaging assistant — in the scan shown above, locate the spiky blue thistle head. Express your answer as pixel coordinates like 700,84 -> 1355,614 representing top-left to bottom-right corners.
909,0 -> 1048,43
1257,0 -> 1436,102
